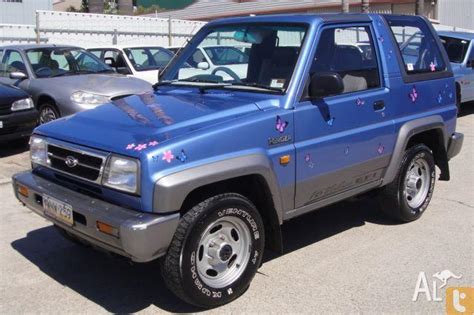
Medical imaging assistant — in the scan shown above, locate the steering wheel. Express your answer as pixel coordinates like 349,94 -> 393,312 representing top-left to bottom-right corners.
211,67 -> 241,82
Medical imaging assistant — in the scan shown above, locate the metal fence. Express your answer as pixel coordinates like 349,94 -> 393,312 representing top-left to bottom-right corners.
0,10 -> 472,49
0,10 -> 206,48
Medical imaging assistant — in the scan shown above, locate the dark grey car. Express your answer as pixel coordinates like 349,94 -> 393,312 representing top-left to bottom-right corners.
0,45 -> 152,124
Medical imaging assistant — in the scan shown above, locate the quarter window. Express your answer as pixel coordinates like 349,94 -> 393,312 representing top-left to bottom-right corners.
310,25 -> 380,95
0,50 -> 26,77
386,16 -> 446,74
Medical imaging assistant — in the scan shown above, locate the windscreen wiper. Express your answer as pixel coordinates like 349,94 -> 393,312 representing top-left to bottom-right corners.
230,82 -> 284,93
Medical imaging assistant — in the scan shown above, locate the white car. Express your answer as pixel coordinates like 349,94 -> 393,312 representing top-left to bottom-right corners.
168,45 -> 250,81
88,45 -> 175,84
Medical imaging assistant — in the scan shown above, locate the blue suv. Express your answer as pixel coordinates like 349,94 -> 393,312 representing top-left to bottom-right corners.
12,14 -> 463,307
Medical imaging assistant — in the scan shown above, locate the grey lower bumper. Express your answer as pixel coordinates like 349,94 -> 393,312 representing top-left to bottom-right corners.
12,171 -> 179,262
447,132 -> 464,160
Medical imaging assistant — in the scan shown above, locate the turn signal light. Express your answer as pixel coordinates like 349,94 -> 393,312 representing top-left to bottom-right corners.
279,155 -> 291,165
96,221 -> 119,237
17,184 -> 29,198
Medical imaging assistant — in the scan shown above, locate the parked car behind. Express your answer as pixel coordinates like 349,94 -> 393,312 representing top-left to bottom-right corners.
0,83 -> 37,143
438,31 -> 474,107
88,46 -> 175,84
0,45 -> 152,124
168,45 -> 249,80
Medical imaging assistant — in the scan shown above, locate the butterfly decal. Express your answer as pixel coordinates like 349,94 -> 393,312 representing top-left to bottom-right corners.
356,98 -> 365,106
148,140 -> 159,147
377,36 -> 384,43
327,117 -> 335,126
344,146 -> 350,156
408,85 -> 418,103
304,154 -> 314,169
437,92 -> 443,104
429,62 -> 436,72
275,115 -> 289,133
126,143 -> 135,150
176,150 -> 187,163
377,143 -> 385,155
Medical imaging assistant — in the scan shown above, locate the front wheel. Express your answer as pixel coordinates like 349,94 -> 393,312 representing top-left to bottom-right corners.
378,144 -> 436,222
38,102 -> 60,124
161,193 -> 265,308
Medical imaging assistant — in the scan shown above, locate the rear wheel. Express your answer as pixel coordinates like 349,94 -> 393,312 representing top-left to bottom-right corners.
38,102 -> 60,124
161,193 -> 265,308
378,144 -> 435,222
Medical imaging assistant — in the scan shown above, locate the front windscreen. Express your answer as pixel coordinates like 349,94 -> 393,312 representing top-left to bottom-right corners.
161,23 -> 307,93
26,48 -> 113,78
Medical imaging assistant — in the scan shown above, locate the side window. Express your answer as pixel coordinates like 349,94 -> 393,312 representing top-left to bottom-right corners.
1,50 -> 26,77
89,50 -> 102,58
311,25 -> 380,95
188,49 -> 206,67
386,16 -> 446,74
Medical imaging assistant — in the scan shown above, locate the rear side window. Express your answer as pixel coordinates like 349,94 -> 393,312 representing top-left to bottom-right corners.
386,16 -> 446,74
310,25 -> 380,94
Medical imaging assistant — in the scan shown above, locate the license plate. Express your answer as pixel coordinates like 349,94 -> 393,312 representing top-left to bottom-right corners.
43,195 -> 74,226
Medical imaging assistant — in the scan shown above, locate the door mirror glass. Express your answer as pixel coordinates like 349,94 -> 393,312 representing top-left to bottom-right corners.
197,61 -> 210,70
9,71 -> 27,80
116,67 -> 131,75
309,72 -> 344,99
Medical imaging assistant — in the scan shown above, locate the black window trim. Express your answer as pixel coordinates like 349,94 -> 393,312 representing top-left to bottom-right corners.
382,14 -> 453,84
300,21 -> 384,102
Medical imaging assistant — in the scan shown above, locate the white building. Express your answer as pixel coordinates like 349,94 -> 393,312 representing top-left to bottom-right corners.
0,0 -> 53,24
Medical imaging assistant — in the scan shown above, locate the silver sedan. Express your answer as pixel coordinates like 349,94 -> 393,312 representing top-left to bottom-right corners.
0,44 -> 152,124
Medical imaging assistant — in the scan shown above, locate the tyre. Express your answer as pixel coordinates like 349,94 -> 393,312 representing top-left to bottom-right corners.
379,144 -> 436,222
38,102 -> 60,124
161,193 -> 265,308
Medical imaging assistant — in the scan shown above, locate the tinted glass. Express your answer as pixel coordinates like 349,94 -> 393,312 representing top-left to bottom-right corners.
439,36 -> 470,63
162,24 -> 307,93
26,48 -> 112,78
311,25 -> 380,95
386,17 -> 446,74
124,47 -> 173,71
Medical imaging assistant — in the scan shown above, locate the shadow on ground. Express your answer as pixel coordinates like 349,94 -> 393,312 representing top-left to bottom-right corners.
0,139 -> 29,158
459,102 -> 474,117
11,195 -> 396,312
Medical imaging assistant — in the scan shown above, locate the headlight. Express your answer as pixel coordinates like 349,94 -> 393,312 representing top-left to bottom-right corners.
11,98 -> 34,111
70,91 -> 109,107
30,136 -> 47,166
102,155 -> 139,194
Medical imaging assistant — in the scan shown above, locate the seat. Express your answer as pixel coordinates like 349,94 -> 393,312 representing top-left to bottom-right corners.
333,46 -> 368,93
257,47 -> 299,86
9,60 -> 26,72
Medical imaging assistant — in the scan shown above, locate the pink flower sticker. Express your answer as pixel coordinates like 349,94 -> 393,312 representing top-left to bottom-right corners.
162,150 -> 174,163
429,62 -> 436,72
126,143 -> 135,150
148,140 -> 159,146
134,143 -> 147,151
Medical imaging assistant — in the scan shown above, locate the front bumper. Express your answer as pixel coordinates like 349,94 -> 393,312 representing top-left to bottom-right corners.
447,132 -> 464,160
12,171 -> 179,262
0,109 -> 38,142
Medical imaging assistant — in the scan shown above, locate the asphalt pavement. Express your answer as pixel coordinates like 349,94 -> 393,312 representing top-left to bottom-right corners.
0,107 -> 473,314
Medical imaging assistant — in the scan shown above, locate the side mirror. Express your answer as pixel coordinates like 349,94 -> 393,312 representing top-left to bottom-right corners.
309,72 -> 344,99
104,58 -> 114,66
116,67 -> 131,75
9,71 -> 27,80
197,61 -> 210,70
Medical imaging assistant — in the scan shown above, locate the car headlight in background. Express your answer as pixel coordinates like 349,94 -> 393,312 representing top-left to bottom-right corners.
70,91 -> 110,107
30,136 -> 47,166
102,155 -> 139,194
11,98 -> 34,111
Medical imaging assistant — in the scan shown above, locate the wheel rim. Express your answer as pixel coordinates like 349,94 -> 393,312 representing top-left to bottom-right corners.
196,216 -> 252,288
404,157 -> 430,209
40,106 -> 57,124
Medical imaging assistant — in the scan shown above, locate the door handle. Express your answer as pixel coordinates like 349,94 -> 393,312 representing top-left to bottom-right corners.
373,100 -> 385,111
